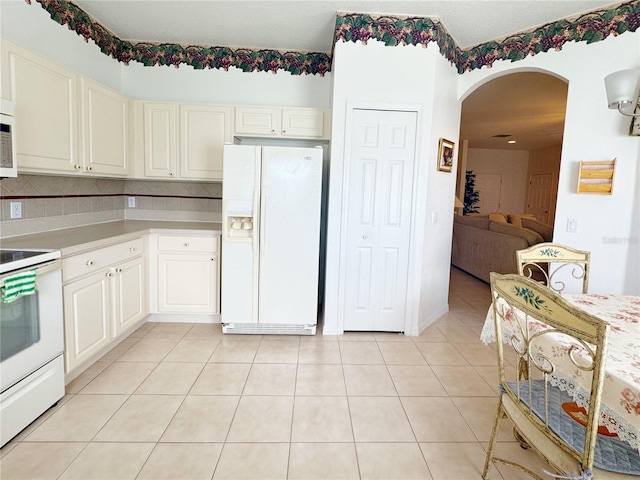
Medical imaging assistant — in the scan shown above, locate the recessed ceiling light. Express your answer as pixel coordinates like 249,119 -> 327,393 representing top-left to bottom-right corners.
508,140 -> 517,144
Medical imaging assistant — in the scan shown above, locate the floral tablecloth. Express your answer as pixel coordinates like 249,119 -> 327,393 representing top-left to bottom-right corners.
481,294 -> 640,451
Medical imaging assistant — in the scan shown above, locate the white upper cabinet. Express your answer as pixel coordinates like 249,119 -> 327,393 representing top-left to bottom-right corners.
141,102 -> 231,181
281,108 -> 325,138
143,102 -> 179,178
3,40 -> 79,174
80,78 -> 130,176
1,39 -> 130,177
234,106 -> 281,136
180,104 -> 232,180
235,106 -> 328,139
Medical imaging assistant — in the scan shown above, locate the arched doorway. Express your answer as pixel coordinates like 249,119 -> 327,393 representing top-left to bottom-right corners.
451,72 -> 568,286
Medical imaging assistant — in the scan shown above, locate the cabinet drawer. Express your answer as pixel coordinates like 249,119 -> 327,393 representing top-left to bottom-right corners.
157,235 -> 218,253
63,238 -> 144,282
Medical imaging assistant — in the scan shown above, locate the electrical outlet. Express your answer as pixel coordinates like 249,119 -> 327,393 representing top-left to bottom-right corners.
10,201 -> 22,219
127,197 -> 136,208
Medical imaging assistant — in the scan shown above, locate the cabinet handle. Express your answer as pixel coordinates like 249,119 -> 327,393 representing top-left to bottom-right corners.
282,130 -> 286,133
86,260 -> 94,266
74,164 -> 82,170
169,172 -> 174,176
129,247 -> 136,252
115,268 -> 123,273
105,271 -> 113,278
86,166 -> 93,171
184,242 -> 189,247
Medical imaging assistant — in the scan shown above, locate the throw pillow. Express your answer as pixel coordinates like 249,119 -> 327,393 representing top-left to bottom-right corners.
489,221 -> 544,245
507,213 -> 537,228
489,212 -> 507,224
521,218 -> 554,242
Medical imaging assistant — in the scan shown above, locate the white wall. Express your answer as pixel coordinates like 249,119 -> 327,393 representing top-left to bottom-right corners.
0,0 -> 332,107
122,62 -> 331,107
467,148 -> 529,213
324,40 -> 460,335
458,32 -> 640,294
0,0 -> 122,91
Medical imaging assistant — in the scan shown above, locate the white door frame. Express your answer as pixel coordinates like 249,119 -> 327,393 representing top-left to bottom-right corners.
335,102 -> 424,335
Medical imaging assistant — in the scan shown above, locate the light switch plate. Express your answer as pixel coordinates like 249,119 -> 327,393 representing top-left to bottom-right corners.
127,197 -> 136,208
10,201 -> 22,219
567,218 -> 578,233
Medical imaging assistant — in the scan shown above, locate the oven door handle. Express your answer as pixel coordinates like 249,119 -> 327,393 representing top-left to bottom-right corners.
33,259 -> 62,276
1,259 -> 62,281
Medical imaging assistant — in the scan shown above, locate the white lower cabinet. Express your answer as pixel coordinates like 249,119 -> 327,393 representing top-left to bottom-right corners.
62,238 -> 146,376
156,234 -> 220,314
63,270 -> 111,373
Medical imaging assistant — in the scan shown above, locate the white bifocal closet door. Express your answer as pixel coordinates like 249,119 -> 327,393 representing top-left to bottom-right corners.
343,109 -> 417,332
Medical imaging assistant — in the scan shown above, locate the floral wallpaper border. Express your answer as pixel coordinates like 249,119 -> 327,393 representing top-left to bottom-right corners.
27,0 -> 639,75
335,0 -> 640,73
26,0 -> 331,75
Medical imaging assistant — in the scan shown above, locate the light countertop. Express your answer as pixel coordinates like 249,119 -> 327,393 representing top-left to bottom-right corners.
0,220 -> 222,256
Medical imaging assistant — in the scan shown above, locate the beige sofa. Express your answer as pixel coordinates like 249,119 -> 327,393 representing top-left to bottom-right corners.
451,213 -> 553,283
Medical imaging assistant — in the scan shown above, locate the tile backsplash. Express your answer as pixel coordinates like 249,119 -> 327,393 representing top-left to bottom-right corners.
0,175 -> 222,238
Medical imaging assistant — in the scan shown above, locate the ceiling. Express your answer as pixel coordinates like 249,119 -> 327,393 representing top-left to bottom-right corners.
73,0 -> 617,52
68,0 -> 615,151
460,72 -> 569,150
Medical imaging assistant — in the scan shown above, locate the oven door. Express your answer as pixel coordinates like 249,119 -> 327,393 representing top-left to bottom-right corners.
0,260 -> 63,392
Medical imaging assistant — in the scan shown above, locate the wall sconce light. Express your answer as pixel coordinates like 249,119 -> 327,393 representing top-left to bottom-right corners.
604,69 -> 640,117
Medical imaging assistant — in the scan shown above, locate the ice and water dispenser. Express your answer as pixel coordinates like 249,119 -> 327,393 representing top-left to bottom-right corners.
226,214 -> 254,239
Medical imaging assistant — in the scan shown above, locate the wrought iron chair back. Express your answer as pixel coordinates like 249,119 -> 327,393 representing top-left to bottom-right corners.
483,273 -> 610,480
516,242 -> 590,294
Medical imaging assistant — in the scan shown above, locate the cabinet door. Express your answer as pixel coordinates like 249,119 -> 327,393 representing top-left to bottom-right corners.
5,41 -> 78,173
144,103 -> 178,178
158,253 -> 217,313
234,106 -> 280,136
112,256 -> 146,337
180,105 -> 231,180
80,78 -> 129,176
281,108 -> 324,138
63,271 -> 111,374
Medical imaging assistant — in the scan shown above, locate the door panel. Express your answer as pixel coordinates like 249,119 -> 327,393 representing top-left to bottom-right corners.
527,172 -> 553,225
258,147 -> 323,325
343,109 -> 417,332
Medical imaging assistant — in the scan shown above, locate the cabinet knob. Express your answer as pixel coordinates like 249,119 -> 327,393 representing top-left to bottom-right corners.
105,271 -> 113,277
86,166 -> 93,171
282,130 -> 286,133
211,256 -> 216,261
184,242 -> 189,247
129,247 -> 136,252
86,260 -> 94,266
271,129 -> 275,133
362,235 -> 368,240
74,164 -> 82,170
170,172 -> 174,176
116,268 -> 123,273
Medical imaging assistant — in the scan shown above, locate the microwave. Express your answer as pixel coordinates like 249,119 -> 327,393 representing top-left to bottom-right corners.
0,99 -> 17,178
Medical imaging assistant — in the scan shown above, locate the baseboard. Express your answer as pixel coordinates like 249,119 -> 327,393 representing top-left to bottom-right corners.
146,313 -> 220,324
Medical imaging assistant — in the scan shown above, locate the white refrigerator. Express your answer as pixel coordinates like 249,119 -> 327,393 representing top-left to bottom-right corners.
221,144 -> 323,334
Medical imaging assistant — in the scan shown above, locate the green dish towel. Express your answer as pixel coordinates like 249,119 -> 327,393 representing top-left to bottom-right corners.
2,270 -> 37,304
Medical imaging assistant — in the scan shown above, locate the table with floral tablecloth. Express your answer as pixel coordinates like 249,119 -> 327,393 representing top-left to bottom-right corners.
481,294 -> 640,452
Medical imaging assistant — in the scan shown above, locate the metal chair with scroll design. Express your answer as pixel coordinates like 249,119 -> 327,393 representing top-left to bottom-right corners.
516,242 -> 590,294
483,273 -> 640,480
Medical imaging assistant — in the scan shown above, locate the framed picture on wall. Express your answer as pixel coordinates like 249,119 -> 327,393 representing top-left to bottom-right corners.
437,138 -> 455,172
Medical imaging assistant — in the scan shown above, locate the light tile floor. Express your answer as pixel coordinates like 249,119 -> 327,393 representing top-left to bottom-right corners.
0,267 -> 553,479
